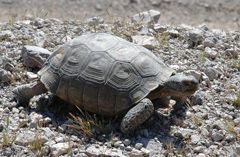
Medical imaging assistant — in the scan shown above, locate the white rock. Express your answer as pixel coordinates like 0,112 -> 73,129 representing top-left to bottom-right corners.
26,72 -> 38,80
132,10 -> 160,24
166,29 -> 180,38
41,127 -> 56,139
15,130 -> 37,146
61,36 -> 72,43
134,143 -> 143,150
104,148 -> 125,157
35,30 -> 46,47
123,139 -> 131,146
196,153 -> 206,157
234,117 -> 240,125
191,134 -> 201,144
128,148 -> 145,157
146,139 -> 163,157
194,146 -> 205,153
203,38 -> 215,48
86,145 -> 125,157
205,47 -> 218,59
140,147 -> 150,156
51,142 -> 71,156
132,35 -> 158,49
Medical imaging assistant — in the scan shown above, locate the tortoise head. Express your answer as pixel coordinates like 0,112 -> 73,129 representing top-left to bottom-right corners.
163,73 -> 199,97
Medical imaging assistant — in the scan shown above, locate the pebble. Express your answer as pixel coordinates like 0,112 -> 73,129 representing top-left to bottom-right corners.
123,139 -> 131,146
26,72 -> 38,80
86,16 -> 104,26
233,117 -> 240,125
191,134 -> 201,144
211,131 -> 225,142
188,29 -> 203,47
204,67 -> 219,81
134,143 -> 143,150
225,48 -> 239,59
194,146 -> 205,153
203,37 -> 215,48
0,68 -> 12,82
205,47 -> 218,59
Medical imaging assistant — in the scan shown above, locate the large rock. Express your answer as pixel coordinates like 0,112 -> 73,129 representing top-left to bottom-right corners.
21,45 -> 52,68
132,10 -> 160,24
15,130 -> 38,146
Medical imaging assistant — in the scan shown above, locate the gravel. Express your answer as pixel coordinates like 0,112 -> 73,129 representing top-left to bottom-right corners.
0,13 -> 239,156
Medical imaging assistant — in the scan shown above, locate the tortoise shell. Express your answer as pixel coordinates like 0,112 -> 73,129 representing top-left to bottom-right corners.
38,33 -> 174,116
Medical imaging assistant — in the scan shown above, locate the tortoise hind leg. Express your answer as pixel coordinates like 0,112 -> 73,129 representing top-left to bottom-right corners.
12,81 -> 47,106
120,98 -> 154,133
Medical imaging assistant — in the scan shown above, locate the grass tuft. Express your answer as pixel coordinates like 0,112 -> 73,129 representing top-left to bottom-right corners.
67,106 -> 114,137
1,116 -> 17,147
233,93 -> 240,108
29,134 -> 44,152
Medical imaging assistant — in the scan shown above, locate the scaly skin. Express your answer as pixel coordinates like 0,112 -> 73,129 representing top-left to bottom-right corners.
148,73 -> 199,100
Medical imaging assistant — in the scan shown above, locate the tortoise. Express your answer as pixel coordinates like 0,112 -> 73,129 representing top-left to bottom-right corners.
13,33 -> 199,133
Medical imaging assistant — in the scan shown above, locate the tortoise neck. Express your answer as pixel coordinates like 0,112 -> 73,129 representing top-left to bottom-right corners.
147,85 -> 169,100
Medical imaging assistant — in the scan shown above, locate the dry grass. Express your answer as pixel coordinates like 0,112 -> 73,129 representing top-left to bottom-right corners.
67,106 -> 114,137
29,134 -> 44,153
0,117 -> 17,147
233,93 -> 240,108
1,132 -> 17,147
229,59 -> 240,71
163,141 -> 187,157
156,32 -> 169,49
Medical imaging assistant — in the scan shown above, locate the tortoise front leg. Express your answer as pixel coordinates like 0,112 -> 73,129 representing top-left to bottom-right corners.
12,81 -> 47,106
120,98 -> 154,133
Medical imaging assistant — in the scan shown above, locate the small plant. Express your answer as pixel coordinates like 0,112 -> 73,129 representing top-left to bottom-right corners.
29,134 -> 44,152
223,118 -> 237,135
229,59 -> 240,71
67,106 -> 96,137
2,132 -> 17,147
191,115 -> 203,126
163,141 -> 187,156
156,32 -> 169,49
233,93 -> 240,108
1,116 -> 17,147
198,49 -> 207,64
67,106 -> 113,137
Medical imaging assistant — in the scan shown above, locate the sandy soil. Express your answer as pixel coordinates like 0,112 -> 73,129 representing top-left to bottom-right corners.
0,0 -> 239,30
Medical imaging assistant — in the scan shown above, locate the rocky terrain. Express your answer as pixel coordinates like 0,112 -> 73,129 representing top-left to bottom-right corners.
0,9 -> 240,157
0,0 -> 240,30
